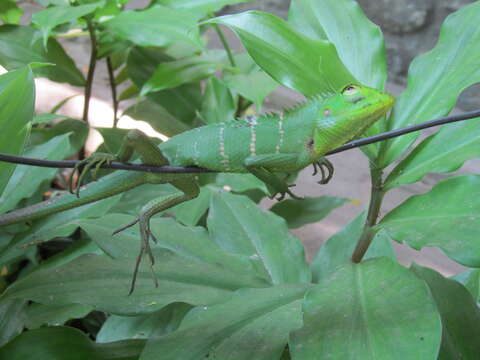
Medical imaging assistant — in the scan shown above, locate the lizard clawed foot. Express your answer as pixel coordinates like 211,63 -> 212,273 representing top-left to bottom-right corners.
69,153 -> 117,198
113,214 -> 158,295
269,185 -> 303,201
312,158 -> 334,184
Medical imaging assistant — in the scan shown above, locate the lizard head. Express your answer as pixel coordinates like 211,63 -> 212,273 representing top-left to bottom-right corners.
313,84 -> 395,155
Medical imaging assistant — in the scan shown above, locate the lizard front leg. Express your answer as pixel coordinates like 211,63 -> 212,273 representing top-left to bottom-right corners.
112,177 -> 200,295
71,129 -> 168,196
244,154 -> 304,201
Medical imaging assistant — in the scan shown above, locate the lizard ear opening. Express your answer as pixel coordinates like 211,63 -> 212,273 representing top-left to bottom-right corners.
341,84 -> 358,96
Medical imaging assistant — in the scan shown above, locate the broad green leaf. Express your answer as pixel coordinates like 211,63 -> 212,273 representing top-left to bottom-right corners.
205,11 -> 356,96
124,99 -> 192,137
290,258 -> 441,360
140,285 -> 306,360
37,0 -> 70,5
3,250 -> 267,315
110,184 -> 177,216
207,192 -> 311,284
95,127 -> 132,155
412,265 -> 480,360
270,196 -> 347,229
378,2 -> 480,168
0,190 -> 121,266
127,47 -> 202,127
141,55 -> 219,95
310,211 -> 395,283
79,214 -> 268,281
29,118 -> 88,155
377,175 -> 480,267
0,299 -> 26,346
0,134 -> 71,214
170,186 -> 213,226
25,303 -> 92,329
200,77 -> 235,124
453,269 -> 480,302
0,0 -> 22,24
0,326 -> 145,360
385,118 -> 480,190
0,25 -> 85,86
215,173 -> 268,194
32,113 -> 64,124
155,0 -> 255,18
0,67 -> 35,196
32,2 -> 103,47
224,70 -> 278,111
97,303 -> 191,342
288,0 -> 387,158
289,0 -> 386,90
104,6 -> 202,49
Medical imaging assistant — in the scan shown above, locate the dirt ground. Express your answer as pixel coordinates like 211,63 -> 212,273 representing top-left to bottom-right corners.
21,0 -> 471,276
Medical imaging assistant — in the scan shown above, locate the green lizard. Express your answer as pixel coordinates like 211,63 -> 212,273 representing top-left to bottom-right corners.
0,84 -> 394,293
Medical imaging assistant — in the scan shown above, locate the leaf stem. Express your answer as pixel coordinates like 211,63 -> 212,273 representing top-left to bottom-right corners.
83,18 -> 97,125
213,23 -> 236,67
351,167 -> 384,262
106,56 -> 119,127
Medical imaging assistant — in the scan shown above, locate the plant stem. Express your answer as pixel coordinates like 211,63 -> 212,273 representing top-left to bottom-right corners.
351,166 -> 385,262
213,23 -> 236,67
211,22 -> 253,117
83,19 -> 97,125
106,56 -> 119,127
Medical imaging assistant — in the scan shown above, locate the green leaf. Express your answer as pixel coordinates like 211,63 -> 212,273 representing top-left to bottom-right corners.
79,214 -> 268,282
205,11 -> 356,96
453,269 -> 480,302
32,2 -> 103,47
412,265 -> 480,360
290,258 -> 441,360
377,175 -> 480,267
170,186 -> 213,226
288,0 -> 387,158
199,77 -> 235,124
0,193 -> 121,266
141,55 -> 219,95
0,67 -> 35,196
25,303 -> 92,329
270,196 -> 347,229
0,25 -> 85,86
385,118 -> 480,190
289,0 -> 386,90
97,303 -> 191,342
140,285 -> 306,360
378,2 -> 480,168
104,6 -> 202,49
155,0 -> 255,18
127,47 -> 202,127
3,250 -> 267,315
0,326 -> 145,360
123,99 -> 192,137
215,173 -> 268,194
0,299 -> 26,346
32,113 -> 64,124
224,70 -> 278,111
0,134 -> 71,214
110,184 -> 177,216
207,191 -> 311,284
29,118 -> 88,155
310,211 -> 395,283
0,0 -> 23,25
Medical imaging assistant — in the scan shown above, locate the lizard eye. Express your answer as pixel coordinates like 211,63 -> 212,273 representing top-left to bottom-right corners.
342,85 -> 358,96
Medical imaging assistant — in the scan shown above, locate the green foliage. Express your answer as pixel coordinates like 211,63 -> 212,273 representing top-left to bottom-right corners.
1,0 -> 480,358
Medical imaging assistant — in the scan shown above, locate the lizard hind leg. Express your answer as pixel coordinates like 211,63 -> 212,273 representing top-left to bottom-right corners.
112,178 -> 200,295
